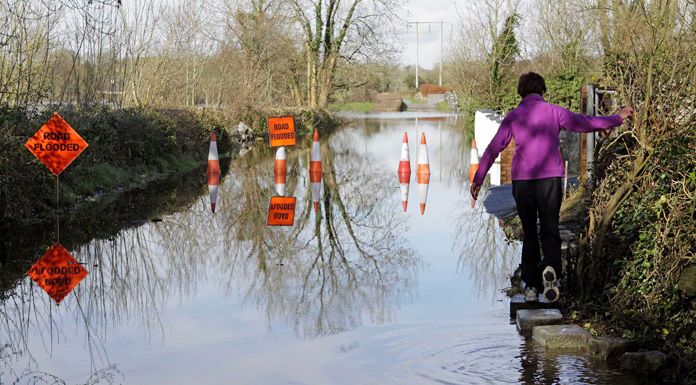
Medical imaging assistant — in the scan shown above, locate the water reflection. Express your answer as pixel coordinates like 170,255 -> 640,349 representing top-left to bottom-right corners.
230,131 -> 418,338
1,113 -> 653,385
454,205 -> 519,297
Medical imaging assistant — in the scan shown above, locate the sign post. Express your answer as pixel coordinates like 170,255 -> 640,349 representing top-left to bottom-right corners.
24,113 -> 89,303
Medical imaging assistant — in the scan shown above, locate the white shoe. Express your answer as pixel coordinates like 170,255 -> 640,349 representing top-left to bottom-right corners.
542,266 -> 560,302
524,287 -> 538,302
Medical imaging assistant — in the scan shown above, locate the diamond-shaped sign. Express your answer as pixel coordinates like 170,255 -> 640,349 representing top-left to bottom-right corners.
28,243 -> 88,304
24,113 -> 88,175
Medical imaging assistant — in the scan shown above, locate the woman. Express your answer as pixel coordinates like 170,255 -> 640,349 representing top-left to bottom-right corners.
470,72 -> 633,302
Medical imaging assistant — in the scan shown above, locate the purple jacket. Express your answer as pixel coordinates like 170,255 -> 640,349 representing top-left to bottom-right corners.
473,94 -> 624,185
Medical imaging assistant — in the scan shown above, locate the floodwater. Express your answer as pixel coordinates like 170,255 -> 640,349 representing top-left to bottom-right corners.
1,113 -> 653,385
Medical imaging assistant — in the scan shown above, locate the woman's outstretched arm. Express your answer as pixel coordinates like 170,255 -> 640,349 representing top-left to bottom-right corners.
558,105 -> 633,133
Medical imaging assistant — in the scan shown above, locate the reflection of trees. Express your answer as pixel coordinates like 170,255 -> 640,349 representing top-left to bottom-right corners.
415,116 -> 474,187
0,171 -> 214,384
453,198 -> 519,297
0,127 -> 421,383
215,131 -> 418,338
405,114 -> 521,297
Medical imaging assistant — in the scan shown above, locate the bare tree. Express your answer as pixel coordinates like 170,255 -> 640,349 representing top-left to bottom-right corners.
451,0 -> 520,107
289,0 -> 400,108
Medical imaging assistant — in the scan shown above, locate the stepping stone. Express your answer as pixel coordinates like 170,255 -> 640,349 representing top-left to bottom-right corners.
532,324 -> 590,350
588,337 -> 639,362
516,309 -> 563,333
621,351 -> 668,374
678,265 -> 696,297
510,294 -> 558,318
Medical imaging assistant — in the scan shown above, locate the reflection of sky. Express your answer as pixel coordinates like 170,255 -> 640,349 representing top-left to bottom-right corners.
2,114 -> 649,385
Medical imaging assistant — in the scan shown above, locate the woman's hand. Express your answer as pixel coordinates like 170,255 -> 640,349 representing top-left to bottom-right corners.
470,183 -> 481,201
617,106 -> 634,120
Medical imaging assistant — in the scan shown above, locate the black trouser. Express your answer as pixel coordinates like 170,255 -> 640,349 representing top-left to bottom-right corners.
512,177 -> 562,291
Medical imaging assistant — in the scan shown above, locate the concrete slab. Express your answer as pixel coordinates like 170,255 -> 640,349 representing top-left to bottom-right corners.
532,324 -> 590,350
516,309 -> 563,333
588,337 -> 639,362
622,351 -> 668,374
510,293 -> 558,318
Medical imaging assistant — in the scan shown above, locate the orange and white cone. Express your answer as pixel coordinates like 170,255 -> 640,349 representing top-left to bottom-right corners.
416,133 -> 431,215
207,132 -> 221,213
469,139 -> 480,208
310,130 -> 322,212
398,132 -> 411,212
469,139 -> 479,183
274,146 -> 287,196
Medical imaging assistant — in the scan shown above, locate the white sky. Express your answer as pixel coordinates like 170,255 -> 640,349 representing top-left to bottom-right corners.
398,0 -> 460,70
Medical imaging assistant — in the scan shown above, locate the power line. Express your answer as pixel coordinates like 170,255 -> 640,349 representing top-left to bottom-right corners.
406,21 -> 452,88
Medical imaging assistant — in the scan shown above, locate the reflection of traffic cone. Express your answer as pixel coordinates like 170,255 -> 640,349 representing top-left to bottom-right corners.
310,130 -> 322,212
469,139 -> 479,183
398,132 -> 411,212
207,132 -> 221,213
469,139 -> 479,208
417,133 -> 430,215
418,176 -> 430,215
274,146 -> 287,196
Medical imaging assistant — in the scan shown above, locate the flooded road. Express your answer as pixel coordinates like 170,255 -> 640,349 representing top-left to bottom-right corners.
1,113 -> 652,384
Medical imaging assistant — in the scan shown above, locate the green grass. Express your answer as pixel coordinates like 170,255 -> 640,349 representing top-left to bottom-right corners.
329,101 -> 375,112
436,101 -> 452,112
403,96 -> 427,105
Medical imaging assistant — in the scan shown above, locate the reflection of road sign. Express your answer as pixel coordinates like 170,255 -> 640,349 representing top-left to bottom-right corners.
27,243 -> 88,304
274,147 -> 287,196
24,113 -> 88,175
268,116 -> 296,147
267,196 -> 296,226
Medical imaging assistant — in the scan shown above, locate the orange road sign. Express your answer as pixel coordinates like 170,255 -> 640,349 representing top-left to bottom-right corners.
27,243 -> 88,304
267,196 -> 296,226
24,113 -> 88,176
268,116 -> 296,147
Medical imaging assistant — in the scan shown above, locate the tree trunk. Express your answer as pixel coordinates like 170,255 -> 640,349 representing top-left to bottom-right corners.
577,149 -> 651,296
317,53 -> 338,108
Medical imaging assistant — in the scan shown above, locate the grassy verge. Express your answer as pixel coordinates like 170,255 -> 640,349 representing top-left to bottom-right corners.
329,101 -> 375,113
403,96 -> 426,105
235,106 -> 339,137
0,105 -> 234,224
436,101 -> 452,113
0,105 -> 339,225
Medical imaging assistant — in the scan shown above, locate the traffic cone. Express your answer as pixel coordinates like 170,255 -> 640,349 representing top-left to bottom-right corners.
207,131 -> 221,213
310,130 -> 322,212
469,139 -> 479,183
417,133 -> 430,215
469,139 -> 479,208
274,146 -> 287,196
398,132 -> 411,212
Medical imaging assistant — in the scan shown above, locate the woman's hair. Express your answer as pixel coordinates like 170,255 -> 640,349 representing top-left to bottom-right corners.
517,72 -> 546,97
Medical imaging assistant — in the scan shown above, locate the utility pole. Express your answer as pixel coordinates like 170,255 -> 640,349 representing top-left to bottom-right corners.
416,23 -> 420,89
439,22 -> 443,86
407,21 -> 452,89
